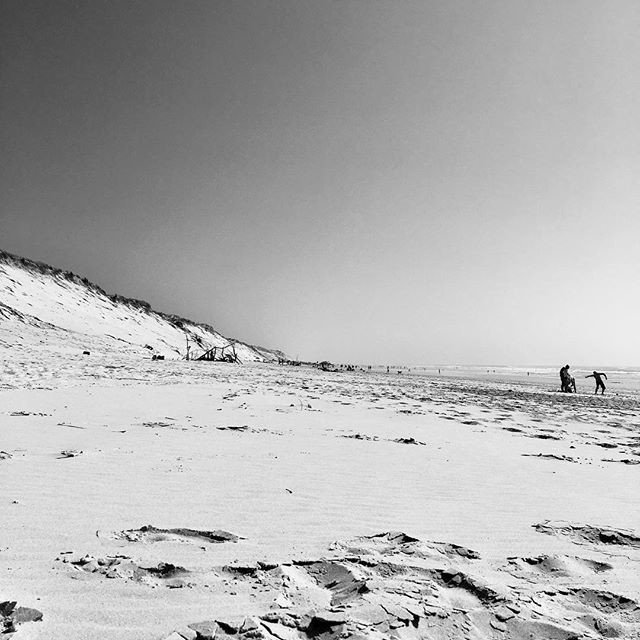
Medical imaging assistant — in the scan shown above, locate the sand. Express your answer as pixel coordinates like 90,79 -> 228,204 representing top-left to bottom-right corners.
1,358 -> 639,639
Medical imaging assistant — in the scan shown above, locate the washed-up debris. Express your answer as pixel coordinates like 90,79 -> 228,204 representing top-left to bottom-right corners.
340,433 -> 426,446
216,425 -> 282,436
58,449 -> 83,459
142,421 -> 175,429
10,411 -> 49,417
393,436 -> 426,445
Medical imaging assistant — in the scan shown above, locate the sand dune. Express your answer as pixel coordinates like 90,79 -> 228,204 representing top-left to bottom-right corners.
0,250 -> 281,363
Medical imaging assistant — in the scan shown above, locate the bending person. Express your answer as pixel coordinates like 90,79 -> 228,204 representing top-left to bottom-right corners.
559,365 -> 575,392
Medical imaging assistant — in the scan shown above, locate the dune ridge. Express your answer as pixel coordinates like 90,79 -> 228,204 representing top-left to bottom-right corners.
0,249 -> 283,362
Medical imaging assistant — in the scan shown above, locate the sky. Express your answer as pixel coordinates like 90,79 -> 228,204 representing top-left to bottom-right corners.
1,1 -> 639,365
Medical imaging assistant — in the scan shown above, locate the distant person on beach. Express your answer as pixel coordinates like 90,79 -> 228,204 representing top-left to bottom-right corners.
559,365 -> 569,391
559,365 -> 576,393
585,371 -> 607,394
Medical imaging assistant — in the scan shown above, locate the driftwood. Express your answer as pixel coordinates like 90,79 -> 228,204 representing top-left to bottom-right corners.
194,342 -> 241,364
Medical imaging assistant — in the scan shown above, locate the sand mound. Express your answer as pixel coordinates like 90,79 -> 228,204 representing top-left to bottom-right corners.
330,531 -> 481,561
533,520 -> 640,548
56,553 -> 191,589
505,554 -> 613,578
103,525 -> 241,545
159,531 -> 640,639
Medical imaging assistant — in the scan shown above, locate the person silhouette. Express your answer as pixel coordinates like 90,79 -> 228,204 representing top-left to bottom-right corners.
585,371 -> 607,394
559,365 -> 576,393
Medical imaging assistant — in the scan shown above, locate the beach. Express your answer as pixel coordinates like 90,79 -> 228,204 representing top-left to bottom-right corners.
1,358 -> 639,639
4,0 -> 639,637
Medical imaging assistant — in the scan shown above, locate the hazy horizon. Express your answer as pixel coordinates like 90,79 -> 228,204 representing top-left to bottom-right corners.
2,1 -> 639,366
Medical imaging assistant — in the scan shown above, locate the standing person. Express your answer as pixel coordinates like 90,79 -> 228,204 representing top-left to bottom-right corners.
559,365 -> 568,391
560,365 -> 571,392
585,371 -> 607,394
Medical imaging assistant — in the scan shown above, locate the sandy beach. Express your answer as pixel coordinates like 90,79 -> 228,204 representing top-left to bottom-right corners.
4,0 -> 640,637
2,357 -> 639,639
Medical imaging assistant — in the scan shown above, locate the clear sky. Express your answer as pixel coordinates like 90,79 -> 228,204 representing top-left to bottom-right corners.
2,1 -> 639,365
